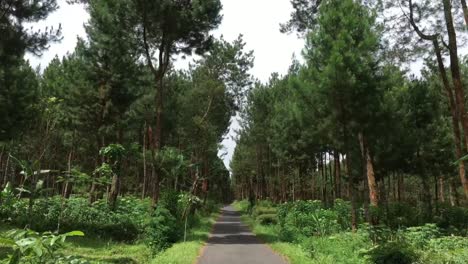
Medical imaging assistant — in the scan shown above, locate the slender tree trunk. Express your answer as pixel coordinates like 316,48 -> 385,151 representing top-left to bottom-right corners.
408,0 -> 468,199
397,173 -> 404,202
449,177 -> 460,206
63,150 -> 73,199
346,155 -> 357,231
142,123 -> 147,199
280,165 -> 286,202
443,0 -> 468,197
334,151 -> 341,199
311,163 -> 316,200
438,176 -> 445,203
109,173 -> 119,209
152,78 -> 163,207
0,148 -> 3,187
461,0 -> 468,27
418,152 -> 432,221
2,154 -> 9,188
321,152 -> 326,203
358,132 -> 379,207
433,39 -> 468,199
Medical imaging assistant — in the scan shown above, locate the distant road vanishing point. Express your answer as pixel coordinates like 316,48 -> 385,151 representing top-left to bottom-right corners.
197,205 -> 288,264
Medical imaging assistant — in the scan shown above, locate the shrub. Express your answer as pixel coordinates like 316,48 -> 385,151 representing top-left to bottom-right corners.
256,214 -> 277,225
233,200 -> 249,213
145,206 -> 182,253
278,200 -> 343,240
403,223 -> 440,249
1,196 -> 148,241
382,202 -> 421,228
362,224 -> 395,245
333,199 -> 352,230
253,206 -> 277,218
305,232 -> 371,264
159,190 -> 181,218
1,229 -> 85,264
434,204 -> 468,234
201,199 -> 220,216
362,241 -> 418,264
0,182 -> 15,219
256,200 -> 275,208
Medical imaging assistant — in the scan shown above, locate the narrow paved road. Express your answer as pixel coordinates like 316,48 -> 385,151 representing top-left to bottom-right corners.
197,205 -> 288,264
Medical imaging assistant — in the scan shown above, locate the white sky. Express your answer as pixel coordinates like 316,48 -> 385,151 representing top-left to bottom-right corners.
26,0 -> 304,171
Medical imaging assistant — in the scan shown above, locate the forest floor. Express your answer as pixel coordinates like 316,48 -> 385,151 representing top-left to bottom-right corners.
197,205 -> 288,264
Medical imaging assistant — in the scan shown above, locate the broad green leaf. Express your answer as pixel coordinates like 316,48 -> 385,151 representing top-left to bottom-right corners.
64,231 -> 85,237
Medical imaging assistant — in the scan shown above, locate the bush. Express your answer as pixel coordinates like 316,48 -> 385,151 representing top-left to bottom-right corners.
1,229 -> 85,264
362,224 -> 395,245
402,223 -> 440,249
256,214 -> 277,225
381,202 -> 421,228
145,206 -> 182,253
159,190 -> 181,218
233,200 -> 249,213
278,200 -> 342,240
303,232 -> 371,264
201,199 -> 220,216
362,241 -> 419,264
1,196 -> 148,241
333,199 -> 352,230
252,206 -> 277,219
256,200 -> 275,208
434,204 -> 468,234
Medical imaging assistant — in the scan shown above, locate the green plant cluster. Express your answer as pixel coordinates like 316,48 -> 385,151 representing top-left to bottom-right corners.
0,229 -> 86,264
1,193 -> 220,248
277,199 -> 352,241
371,202 -> 468,233
362,224 -> 468,264
0,197 -> 147,241
236,199 -> 468,264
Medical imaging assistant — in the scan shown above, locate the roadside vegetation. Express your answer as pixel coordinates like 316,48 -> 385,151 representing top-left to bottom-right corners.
0,192 -> 219,263
234,200 -> 468,264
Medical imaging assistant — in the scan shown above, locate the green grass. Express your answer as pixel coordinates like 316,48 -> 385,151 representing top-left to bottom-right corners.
60,237 -> 151,263
0,212 -> 219,264
151,212 -> 219,264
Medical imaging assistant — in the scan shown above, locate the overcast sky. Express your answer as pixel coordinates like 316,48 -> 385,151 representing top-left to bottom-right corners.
26,0 -> 304,170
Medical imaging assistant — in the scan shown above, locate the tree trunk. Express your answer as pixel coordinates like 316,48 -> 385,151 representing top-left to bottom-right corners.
346,155 -> 357,231
334,151 -> 341,198
2,154 -> 9,188
311,164 -> 316,200
109,173 -> 119,209
449,177 -> 460,206
461,0 -> 468,27
439,176 -> 445,203
142,123 -> 147,199
63,150 -> 73,199
152,79 -> 163,207
443,0 -> 468,198
280,166 -> 286,202
419,154 -> 432,221
358,132 -> 379,207
433,38 -> 468,199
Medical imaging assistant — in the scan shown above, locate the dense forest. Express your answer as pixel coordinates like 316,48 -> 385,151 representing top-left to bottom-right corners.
0,0 -> 467,263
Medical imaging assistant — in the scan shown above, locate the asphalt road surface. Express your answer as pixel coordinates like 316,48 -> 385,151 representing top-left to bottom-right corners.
197,205 -> 288,264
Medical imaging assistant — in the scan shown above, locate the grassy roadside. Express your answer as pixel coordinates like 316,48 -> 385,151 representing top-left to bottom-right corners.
0,211 -> 219,264
151,211 -> 219,264
232,201 -> 313,264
